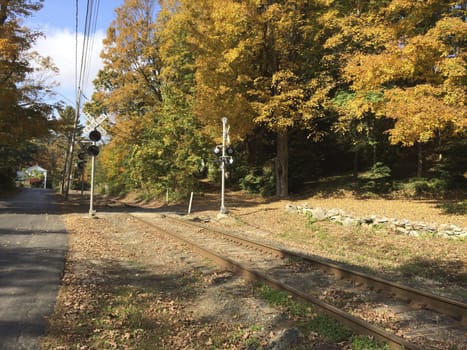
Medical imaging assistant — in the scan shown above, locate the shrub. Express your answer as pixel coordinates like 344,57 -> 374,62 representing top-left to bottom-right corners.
366,162 -> 391,179
239,166 -> 275,196
397,177 -> 449,198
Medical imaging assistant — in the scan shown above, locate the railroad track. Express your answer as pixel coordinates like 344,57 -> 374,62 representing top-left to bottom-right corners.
126,212 -> 466,350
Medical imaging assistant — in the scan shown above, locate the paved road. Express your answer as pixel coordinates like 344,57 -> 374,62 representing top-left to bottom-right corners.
0,189 -> 67,350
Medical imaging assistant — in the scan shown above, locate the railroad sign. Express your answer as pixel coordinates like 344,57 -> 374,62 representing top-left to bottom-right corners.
83,113 -> 108,137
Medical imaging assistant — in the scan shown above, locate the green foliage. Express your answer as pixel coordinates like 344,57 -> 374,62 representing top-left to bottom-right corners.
332,90 -> 355,108
430,138 -> 467,182
437,200 -> 466,216
257,285 -> 310,317
258,285 -> 288,305
351,335 -> 389,350
98,85 -> 209,199
227,326 -> 262,348
364,162 -> 391,179
86,0 -> 210,199
239,166 -> 275,196
303,314 -> 353,343
0,1 -> 57,185
84,0 -> 466,201
355,162 -> 394,195
396,177 -> 452,198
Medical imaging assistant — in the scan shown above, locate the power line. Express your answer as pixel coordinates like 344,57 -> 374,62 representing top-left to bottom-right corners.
77,0 -> 101,107
85,0 -> 100,92
64,0 -> 101,198
75,0 -> 79,100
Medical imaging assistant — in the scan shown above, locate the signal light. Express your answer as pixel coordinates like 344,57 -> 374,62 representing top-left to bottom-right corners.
78,151 -> 87,160
89,129 -> 102,142
77,160 -> 86,170
87,145 -> 100,157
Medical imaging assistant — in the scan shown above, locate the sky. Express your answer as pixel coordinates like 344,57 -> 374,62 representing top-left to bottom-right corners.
25,0 -> 124,109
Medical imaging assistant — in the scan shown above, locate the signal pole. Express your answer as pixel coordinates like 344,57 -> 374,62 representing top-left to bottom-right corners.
220,117 -> 228,215
213,118 -> 233,217
89,151 -> 96,216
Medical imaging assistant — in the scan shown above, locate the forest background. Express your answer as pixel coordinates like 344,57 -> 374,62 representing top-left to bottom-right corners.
1,0 -> 466,201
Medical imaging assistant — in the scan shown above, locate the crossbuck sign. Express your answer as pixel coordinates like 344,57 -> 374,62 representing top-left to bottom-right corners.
83,113 -> 108,137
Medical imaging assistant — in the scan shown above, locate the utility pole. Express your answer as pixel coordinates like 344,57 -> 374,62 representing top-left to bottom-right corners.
63,91 -> 82,199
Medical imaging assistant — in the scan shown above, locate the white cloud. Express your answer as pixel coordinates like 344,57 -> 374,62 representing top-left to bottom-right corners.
33,26 -> 106,104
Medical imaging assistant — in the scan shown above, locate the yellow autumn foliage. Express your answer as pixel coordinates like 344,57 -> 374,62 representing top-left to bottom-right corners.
342,8 -> 466,148
384,85 -> 465,146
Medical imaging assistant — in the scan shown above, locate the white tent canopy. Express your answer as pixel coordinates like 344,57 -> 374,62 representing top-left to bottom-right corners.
24,165 -> 48,189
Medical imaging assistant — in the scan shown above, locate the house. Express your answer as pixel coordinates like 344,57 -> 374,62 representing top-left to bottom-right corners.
24,165 -> 48,189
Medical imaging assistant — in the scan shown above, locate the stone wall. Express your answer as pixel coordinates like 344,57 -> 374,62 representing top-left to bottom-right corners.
285,203 -> 467,239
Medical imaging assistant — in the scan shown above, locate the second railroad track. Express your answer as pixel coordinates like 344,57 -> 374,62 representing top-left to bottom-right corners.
124,212 -> 466,350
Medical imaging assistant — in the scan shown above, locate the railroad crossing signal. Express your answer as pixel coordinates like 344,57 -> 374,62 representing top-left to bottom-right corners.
83,113 -> 108,138
214,117 -> 233,215
81,113 -> 108,218
89,129 -> 102,142
87,145 -> 100,157
77,149 -> 87,170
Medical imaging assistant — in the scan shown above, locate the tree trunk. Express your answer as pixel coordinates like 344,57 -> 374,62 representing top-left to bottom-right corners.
372,143 -> 377,166
352,148 -> 359,178
417,142 -> 423,177
275,131 -> 289,198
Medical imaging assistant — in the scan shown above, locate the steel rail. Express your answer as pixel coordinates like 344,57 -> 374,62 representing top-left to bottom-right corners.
130,213 -> 427,350
177,216 -> 467,326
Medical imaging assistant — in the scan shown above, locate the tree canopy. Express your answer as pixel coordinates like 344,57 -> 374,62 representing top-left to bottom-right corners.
0,0 -> 59,188
82,0 -> 466,198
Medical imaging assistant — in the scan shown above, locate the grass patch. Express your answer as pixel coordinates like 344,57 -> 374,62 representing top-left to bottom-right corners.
255,285 -> 392,350
306,173 -> 467,200
351,335 -> 390,350
278,229 -> 311,241
305,218 -> 331,241
303,314 -> 352,342
437,200 -> 467,215
228,325 -> 263,348
257,284 -> 311,317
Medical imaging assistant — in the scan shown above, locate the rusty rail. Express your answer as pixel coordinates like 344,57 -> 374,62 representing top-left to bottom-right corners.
130,214 -> 443,350
183,217 -> 466,325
